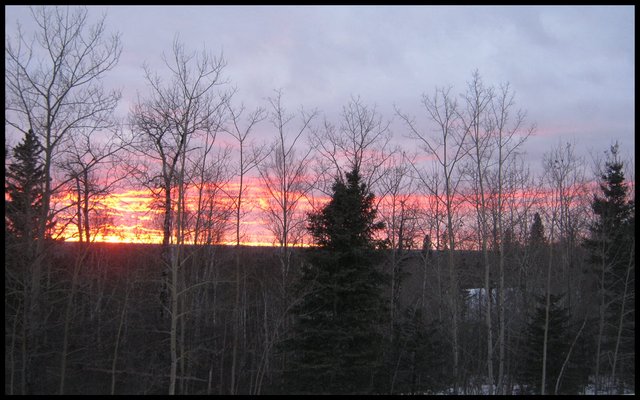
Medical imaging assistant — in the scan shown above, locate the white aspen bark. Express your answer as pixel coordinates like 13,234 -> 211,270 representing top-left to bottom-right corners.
593,235 -> 607,394
397,85 -> 470,395
497,137 -> 506,395
541,215 -> 555,395
445,186 -> 460,394
229,145 -> 243,395
224,103 -> 265,394
471,129 -> 493,394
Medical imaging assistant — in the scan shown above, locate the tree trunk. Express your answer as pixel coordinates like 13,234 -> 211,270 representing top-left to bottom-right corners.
593,238 -> 607,395
111,285 -> 129,395
446,209 -> 459,394
554,316 -> 587,394
59,243 -> 88,394
610,246 -> 634,393
541,218 -> 554,395
8,301 -> 20,395
497,145 -> 506,395
169,246 -> 179,395
83,169 -> 91,242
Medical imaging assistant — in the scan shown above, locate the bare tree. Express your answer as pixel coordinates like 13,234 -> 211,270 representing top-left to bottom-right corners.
310,96 -> 394,193
5,5 -> 122,245
485,81 -> 534,394
254,89 -> 317,388
378,151 -> 420,333
223,100 -> 266,394
188,116 -> 233,246
259,89 -> 317,274
57,125 -> 129,243
414,163 -> 448,320
55,125 -> 131,394
5,6 -> 121,393
397,86 -> 470,393
538,141 -> 588,394
128,37 -> 229,395
129,37 -> 228,247
458,71 -> 496,393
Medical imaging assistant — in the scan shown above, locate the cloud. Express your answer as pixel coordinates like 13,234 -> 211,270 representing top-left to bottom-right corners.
6,5 -> 634,182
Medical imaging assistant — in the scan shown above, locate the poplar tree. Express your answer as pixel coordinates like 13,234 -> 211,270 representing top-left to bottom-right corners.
285,167 -> 388,394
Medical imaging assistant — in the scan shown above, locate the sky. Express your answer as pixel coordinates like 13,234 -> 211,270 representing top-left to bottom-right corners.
4,5 -> 636,244
5,5 -> 635,161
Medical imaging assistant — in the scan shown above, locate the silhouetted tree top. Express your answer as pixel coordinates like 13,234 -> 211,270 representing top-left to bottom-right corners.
286,167 -> 388,394
307,167 -> 385,251
5,129 -> 49,240
529,212 -> 546,247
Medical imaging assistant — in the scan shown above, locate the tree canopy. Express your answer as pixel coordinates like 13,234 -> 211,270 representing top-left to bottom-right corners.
5,129 -> 49,242
285,168 -> 388,394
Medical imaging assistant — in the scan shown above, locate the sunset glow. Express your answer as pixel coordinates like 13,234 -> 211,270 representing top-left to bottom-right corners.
48,175 -> 609,248
51,178 -> 328,246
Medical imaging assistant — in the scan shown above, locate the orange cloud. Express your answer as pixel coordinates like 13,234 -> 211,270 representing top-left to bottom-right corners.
51,179 -> 326,246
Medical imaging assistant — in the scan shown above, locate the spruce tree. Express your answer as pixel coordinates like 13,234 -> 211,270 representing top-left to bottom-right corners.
529,212 -> 546,247
519,293 -> 589,394
5,130 -> 52,395
285,168 -> 388,394
5,129 -> 49,244
584,144 -> 635,392
586,145 -> 634,286
381,307 -> 448,394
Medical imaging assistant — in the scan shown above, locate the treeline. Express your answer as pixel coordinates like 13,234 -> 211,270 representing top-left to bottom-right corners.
5,6 -> 635,395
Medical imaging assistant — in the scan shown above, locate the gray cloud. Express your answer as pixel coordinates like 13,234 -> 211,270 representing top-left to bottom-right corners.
6,5 -> 634,169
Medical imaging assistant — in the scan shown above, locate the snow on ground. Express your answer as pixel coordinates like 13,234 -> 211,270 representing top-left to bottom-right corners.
412,381 -> 635,395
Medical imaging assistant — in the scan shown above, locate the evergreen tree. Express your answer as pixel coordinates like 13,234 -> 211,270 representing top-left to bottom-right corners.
518,293 -> 590,394
5,129 -> 50,244
380,307 -> 449,394
584,143 -> 635,391
529,212 -> 546,247
285,168 -> 388,394
586,145 -> 634,282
